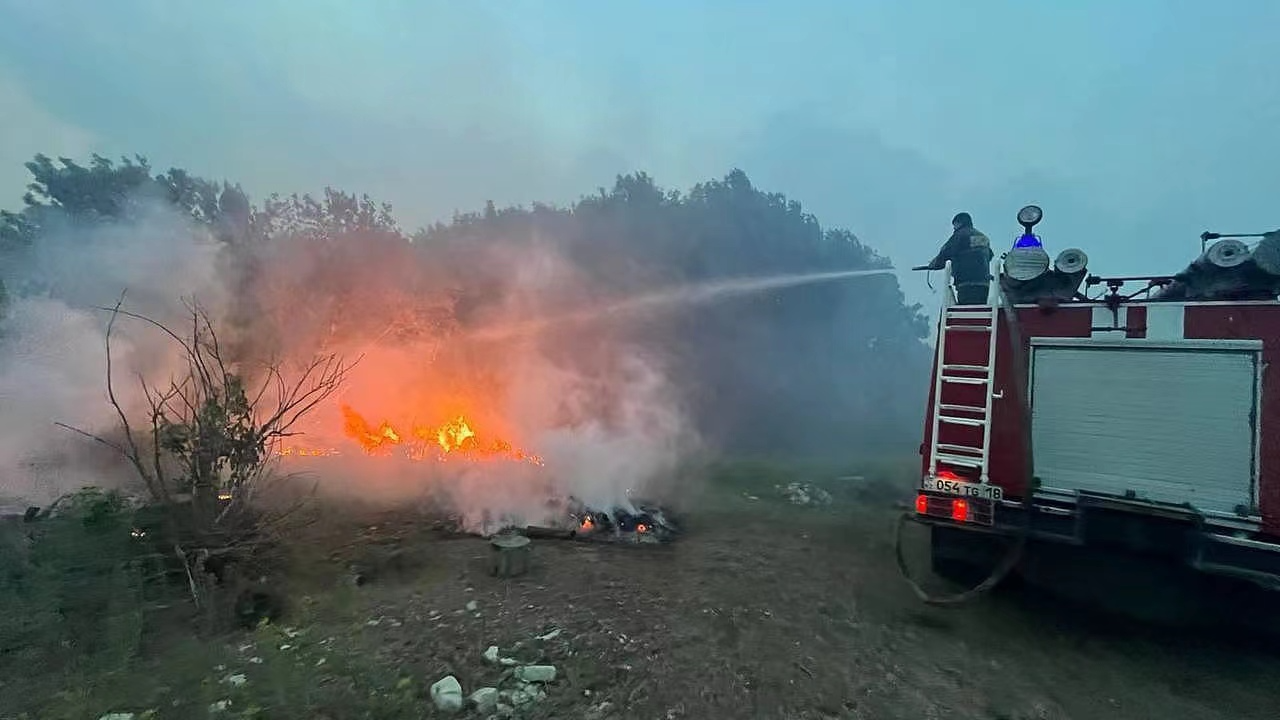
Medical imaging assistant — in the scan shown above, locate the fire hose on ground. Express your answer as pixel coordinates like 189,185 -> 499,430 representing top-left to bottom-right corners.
893,276 -> 1037,606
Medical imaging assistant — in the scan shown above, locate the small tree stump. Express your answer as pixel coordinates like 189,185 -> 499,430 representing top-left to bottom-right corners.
490,534 -> 531,578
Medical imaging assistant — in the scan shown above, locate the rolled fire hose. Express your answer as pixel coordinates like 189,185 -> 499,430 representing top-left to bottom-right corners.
1252,231 -> 1280,277
1053,248 -> 1088,275
894,284 -> 1035,606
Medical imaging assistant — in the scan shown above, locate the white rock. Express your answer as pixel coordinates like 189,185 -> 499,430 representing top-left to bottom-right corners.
470,687 -> 499,712
98,715 -> 135,720
430,675 -> 464,713
514,665 -> 557,683
209,699 -> 231,712
224,674 -> 247,687
465,600 -> 478,612
482,645 -> 501,664
535,628 -> 562,641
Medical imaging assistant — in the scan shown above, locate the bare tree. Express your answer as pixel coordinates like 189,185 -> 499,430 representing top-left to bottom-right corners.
57,292 -> 354,608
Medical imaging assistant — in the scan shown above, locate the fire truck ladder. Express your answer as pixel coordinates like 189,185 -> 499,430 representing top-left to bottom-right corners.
897,254 -> 1033,607
926,269 -> 1001,484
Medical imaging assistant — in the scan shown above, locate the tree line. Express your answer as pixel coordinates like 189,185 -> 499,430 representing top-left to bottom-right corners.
0,154 -> 931,457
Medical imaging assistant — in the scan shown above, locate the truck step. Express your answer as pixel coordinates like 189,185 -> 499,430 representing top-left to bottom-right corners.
944,324 -> 993,333
937,443 -> 984,455
940,364 -> 991,374
938,415 -> 987,427
938,403 -> 987,414
941,375 -> 989,385
935,452 -> 984,469
944,309 -> 994,321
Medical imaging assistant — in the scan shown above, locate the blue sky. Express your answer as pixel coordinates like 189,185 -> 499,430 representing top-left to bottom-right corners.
2,0 -> 1278,307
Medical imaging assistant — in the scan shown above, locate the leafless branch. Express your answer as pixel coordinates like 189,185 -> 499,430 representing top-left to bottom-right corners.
88,291 -> 167,501
52,422 -> 124,453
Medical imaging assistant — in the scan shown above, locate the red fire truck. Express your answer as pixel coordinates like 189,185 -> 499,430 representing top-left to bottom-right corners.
910,205 -> 1280,613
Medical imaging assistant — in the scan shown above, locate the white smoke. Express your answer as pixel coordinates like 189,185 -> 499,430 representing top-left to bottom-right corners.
0,197 -> 701,526
0,202 -> 229,508
271,236 -> 702,531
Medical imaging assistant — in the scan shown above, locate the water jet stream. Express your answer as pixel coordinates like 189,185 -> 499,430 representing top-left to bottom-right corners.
465,268 -> 895,342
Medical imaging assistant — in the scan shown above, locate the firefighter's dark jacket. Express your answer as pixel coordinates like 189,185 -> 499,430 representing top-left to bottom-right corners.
928,227 -> 994,284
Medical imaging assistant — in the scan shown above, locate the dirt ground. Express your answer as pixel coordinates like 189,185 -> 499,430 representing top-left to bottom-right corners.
10,462 -> 1280,719
329,499 -> 1279,720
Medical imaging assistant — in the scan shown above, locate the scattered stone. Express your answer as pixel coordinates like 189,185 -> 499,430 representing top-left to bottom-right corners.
430,675 -> 464,713
779,482 -> 832,506
483,645 -> 501,664
470,687 -> 499,713
208,699 -> 231,713
514,665 -> 557,683
223,674 -> 247,687
535,628 -> 562,642
465,600 -> 478,612
98,714 -> 135,720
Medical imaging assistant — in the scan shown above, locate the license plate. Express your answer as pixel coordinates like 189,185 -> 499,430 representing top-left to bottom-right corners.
922,476 -> 1004,501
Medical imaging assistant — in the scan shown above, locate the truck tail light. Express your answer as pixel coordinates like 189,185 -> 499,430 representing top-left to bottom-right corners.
951,499 -> 970,522
915,494 -> 928,515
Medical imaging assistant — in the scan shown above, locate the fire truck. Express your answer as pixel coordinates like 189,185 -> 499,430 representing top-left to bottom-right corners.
908,205 -> 1280,614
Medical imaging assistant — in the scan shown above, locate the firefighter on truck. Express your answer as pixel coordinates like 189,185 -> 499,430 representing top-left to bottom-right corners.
918,212 -> 994,305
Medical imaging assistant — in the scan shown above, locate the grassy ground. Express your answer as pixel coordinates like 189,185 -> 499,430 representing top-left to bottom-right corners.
2,459 -> 1279,719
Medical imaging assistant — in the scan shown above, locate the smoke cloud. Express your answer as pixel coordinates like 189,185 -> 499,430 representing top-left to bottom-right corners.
0,198 -> 701,529
0,202 -> 230,508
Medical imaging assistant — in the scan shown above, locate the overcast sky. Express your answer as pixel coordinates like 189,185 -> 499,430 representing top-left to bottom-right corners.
2,0 -> 1277,308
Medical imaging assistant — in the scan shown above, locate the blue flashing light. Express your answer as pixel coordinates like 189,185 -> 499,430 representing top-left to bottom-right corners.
1014,233 -> 1042,249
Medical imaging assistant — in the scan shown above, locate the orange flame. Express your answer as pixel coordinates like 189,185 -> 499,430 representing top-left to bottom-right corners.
326,404 -> 542,464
